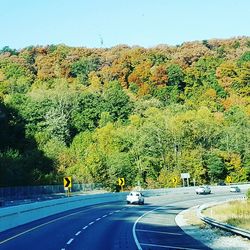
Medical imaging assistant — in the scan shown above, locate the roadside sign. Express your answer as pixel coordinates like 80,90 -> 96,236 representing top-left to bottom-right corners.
118,178 -> 125,186
226,176 -> 232,183
64,177 -> 72,188
181,173 -> 190,187
172,177 -> 177,183
181,173 -> 190,179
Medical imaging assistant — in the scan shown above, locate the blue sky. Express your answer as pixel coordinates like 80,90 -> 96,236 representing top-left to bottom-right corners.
1,0 -> 249,49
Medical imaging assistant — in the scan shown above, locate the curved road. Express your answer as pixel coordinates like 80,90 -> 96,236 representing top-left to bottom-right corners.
0,191 -> 243,250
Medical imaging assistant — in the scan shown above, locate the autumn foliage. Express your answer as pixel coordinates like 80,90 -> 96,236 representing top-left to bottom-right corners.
0,37 -> 249,189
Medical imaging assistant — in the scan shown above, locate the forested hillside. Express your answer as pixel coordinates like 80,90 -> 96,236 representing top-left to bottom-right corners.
0,37 -> 249,189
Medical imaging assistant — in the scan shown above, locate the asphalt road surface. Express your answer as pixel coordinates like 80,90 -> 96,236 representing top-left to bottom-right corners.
0,190 -> 243,250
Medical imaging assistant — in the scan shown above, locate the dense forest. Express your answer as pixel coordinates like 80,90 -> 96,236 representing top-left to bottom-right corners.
0,37 -> 249,189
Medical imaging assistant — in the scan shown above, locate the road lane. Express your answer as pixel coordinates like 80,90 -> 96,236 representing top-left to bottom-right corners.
133,192 -> 244,250
134,205 -> 211,250
0,191 -> 244,250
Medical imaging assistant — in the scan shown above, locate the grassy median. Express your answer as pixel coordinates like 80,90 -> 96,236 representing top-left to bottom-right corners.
203,200 -> 250,230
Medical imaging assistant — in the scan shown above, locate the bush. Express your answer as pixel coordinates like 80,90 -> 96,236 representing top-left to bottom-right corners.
247,189 -> 250,200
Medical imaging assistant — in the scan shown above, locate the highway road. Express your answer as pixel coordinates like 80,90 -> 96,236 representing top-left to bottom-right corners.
0,189 -> 244,250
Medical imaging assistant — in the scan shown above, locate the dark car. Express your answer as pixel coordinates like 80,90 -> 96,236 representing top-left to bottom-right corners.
217,181 -> 226,186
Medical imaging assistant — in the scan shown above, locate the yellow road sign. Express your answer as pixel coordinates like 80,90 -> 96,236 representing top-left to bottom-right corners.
172,177 -> 177,183
118,178 -> 125,186
64,177 -> 72,188
226,176 -> 232,183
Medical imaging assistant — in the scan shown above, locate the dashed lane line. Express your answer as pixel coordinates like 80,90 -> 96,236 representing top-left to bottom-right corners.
62,208 -> 125,249
0,204 -> 114,245
75,231 -> 81,236
66,238 -> 74,245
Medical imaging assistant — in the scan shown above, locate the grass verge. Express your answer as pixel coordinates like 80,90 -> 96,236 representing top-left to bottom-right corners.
203,200 -> 250,230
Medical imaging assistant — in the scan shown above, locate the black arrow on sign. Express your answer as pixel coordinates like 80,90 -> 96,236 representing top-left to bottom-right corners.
65,177 -> 71,187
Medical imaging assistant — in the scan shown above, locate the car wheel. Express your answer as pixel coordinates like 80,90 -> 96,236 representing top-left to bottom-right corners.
127,201 -> 130,204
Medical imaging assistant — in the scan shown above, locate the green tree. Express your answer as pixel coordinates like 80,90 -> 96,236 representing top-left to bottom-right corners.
70,57 -> 100,85
204,152 -> 226,183
102,81 -> 133,121
71,92 -> 103,132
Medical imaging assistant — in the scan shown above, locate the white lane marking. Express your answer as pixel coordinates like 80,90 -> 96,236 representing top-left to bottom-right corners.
115,210 -> 120,212
136,229 -> 182,236
89,221 -> 94,225
67,238 -> 74,245
140,243 -> 201,250
109,212 -> 113,215
102,214 -> 107,218
0,209 -> 87,245
96,217 -> 101,221
83,226 -> 88,230
0,203 -> 113,245
132,207 -> 159,250
75,231 -> 81,236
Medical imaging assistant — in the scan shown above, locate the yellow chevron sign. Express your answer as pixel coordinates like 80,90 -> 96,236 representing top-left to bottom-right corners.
64,177 -> 72,188
118,178 -> 125,186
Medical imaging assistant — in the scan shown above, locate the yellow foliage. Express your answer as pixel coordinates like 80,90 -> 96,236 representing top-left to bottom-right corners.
158,168 -> 181,188
0,70 -> 5,81
222,94 -> 247,110
129,114 -> 141,127
88,71 -> 102,92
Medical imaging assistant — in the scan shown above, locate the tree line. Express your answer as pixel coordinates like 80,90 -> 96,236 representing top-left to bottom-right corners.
0,37 -> 249,189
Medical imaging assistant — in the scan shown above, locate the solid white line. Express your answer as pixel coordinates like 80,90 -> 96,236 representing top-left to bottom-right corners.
96,217 -> 101,221
83,226 -> 88,230
75,231 -> 81,236
67,238 -> 74,245
102,214 -> 107,218
132,207 -> 159,250
89,221 -> 94,225
136,229 -> 182,236
140,243 -> 201,250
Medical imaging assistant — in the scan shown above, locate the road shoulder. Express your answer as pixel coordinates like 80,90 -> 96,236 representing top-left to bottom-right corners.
175,205 -> 250,250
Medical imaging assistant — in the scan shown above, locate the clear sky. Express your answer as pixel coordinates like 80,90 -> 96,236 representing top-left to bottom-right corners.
1,0 -> 249,49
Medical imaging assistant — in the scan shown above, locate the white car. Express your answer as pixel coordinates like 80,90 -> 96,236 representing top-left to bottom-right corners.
195,186 -> 211,195
126,191 -> 144,205
230,186 -> 240,192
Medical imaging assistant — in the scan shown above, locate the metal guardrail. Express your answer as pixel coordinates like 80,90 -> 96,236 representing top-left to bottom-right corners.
197,198 -> 250,239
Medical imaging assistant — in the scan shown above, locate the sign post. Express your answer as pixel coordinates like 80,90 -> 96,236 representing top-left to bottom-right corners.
64,177 -> 72,197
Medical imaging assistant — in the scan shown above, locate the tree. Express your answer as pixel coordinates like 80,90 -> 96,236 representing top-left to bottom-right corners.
70,57 -> 100,85
71,92 -> 103,132
204,152 -> 227,183
167,64 -> 184,88
102,81 -> 133,121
